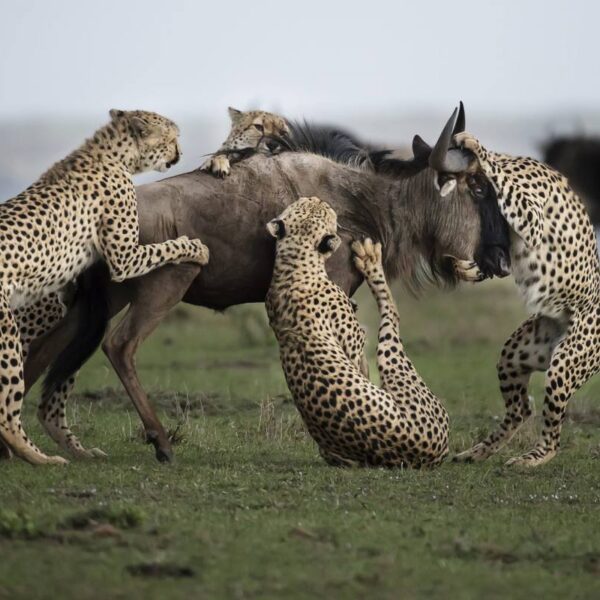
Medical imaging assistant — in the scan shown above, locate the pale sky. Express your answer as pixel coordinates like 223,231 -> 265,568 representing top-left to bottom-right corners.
0,0 -> 598,120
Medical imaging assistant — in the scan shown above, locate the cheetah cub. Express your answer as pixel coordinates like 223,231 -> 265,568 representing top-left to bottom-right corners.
0,109 -> 209,465
265,197 -> 449,468
201,107 -> 289,177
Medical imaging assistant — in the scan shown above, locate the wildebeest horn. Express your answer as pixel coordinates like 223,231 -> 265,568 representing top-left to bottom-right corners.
454,101 -> 465,135
429,104 -> 471,173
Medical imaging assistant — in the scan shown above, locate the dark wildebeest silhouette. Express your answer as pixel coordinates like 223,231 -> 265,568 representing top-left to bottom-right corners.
543,135 -> 600,225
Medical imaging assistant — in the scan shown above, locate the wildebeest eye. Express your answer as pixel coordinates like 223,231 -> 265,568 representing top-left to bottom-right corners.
467,175 -> 487,199
254,124 -> 264,133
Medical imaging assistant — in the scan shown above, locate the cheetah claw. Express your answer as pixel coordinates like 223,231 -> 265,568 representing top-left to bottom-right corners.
452,442 -> 492,463
453,131 -> 481,153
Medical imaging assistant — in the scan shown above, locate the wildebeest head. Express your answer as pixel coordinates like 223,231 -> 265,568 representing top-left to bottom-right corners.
369,104 -> 510,285
419,103 -> 511,280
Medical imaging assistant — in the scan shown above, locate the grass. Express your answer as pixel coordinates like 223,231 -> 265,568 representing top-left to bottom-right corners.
1,279 -> 600,599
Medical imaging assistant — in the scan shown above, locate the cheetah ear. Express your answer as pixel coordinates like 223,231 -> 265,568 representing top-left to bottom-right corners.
109,109 -> 126,121
129,116 -> 152,138
267,219 -> 286,239
228,107 -> 243,123
317,234 -> 341,255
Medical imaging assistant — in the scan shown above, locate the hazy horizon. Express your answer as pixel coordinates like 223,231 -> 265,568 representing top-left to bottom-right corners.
1,0 -> 599,120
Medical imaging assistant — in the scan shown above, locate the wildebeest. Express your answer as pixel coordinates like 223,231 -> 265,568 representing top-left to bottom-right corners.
21,120 -> 510,463
542,135 -> 600,225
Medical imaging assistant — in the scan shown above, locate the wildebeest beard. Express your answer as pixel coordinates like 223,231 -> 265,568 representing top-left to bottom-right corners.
468,172 -> 511,278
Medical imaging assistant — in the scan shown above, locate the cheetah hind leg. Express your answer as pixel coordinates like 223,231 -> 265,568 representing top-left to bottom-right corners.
38,375 -> 107,459
504,317 -> 598,468
0,301 -> 67,465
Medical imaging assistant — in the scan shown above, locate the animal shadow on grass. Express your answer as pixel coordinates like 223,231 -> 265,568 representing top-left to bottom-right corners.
126,563 -> 196,579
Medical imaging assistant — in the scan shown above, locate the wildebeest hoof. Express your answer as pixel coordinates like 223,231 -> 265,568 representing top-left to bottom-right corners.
155,447 -> 173,463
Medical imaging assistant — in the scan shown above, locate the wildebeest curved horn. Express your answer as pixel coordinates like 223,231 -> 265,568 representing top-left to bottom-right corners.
429,106 -> 471,173
453,101 -> 465,135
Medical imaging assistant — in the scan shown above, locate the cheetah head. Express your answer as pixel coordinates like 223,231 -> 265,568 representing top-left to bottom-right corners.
227,107 -> 290,154
267,196 -> 341,258
109,109 -> 182,174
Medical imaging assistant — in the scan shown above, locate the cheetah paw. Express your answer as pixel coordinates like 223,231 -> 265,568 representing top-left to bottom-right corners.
448,257 -> 485,282
70,447 -> 108,460
44,455 -> 69,466
352,238 -> 383,277
452,442 -> 493,463
453,131 -> 482,154
190,240 -> 210,266
201,155 -> 230,178
505,448 -> 556,468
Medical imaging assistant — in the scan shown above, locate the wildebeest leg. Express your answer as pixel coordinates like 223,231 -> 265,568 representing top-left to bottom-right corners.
102,264 -> 202,462
0,442 -> 11,460
453,315 -> 564,464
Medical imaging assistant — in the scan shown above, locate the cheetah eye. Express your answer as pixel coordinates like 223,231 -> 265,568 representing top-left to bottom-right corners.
254,124 -> 264,133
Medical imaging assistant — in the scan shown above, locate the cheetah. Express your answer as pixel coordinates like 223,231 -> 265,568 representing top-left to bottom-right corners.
265,196 -> 449,468
200,107 -> 290,177
447,131 -> 600,467
0,109 -> 209,465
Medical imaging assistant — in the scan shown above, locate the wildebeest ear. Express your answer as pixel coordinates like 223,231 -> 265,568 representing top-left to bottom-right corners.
228,107 -> 243,122
434,173 -> 457,197
109,109 -> 125,120
266,219 -> 286,239
412,135 -> 431,159
317,234 -> 341,255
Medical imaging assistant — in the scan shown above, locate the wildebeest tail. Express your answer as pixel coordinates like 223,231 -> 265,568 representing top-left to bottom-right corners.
42,261 -> 111,399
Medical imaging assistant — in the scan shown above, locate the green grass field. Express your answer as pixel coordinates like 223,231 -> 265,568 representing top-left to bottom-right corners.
1,279 -> 600,599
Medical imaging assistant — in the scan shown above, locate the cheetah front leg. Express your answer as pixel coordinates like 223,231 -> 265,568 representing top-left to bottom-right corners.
454,315 -> 563,464
352,238 -> 418,397
352,238 -> 409,396
0,293 -> 67,465
97,202 -> 209,283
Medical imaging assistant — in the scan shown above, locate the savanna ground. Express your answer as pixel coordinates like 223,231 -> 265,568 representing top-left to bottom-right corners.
1,279 -> 600,599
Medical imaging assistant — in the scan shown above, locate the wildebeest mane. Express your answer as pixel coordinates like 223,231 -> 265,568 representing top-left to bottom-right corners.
369,149 -> 430,179
270,120 -> 375,169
